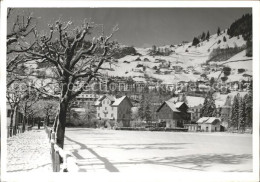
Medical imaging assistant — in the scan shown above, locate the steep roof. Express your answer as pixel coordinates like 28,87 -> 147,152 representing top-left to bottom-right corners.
94,95 -> 132,107
94,95 -> 115,107
175,102 -> 185,108
156,101 -> 181,112
165,101 -> 181,112
112,96 -> 133,107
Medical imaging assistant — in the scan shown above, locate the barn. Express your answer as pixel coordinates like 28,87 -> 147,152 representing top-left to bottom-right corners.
156,101 -> 191,128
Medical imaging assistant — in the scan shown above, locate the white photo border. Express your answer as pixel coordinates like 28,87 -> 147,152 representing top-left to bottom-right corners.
1,1 -> 259,182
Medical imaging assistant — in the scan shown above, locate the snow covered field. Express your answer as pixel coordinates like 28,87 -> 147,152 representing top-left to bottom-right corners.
7,128 -> 51,173
64,128 -> 252,172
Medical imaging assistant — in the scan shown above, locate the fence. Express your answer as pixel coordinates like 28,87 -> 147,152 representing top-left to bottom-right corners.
44,125 -> 79,172
7,125 -> 32,138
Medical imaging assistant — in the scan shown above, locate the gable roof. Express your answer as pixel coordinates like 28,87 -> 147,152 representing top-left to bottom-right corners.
156,101 -> 181,112
112,96 -> 133,107
94,95 -> 133,107
94,95 -> 115,107
197,117 -> 221,124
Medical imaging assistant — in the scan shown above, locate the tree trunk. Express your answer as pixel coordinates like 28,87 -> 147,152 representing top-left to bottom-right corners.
46,115 -> 50,126
22,116 -> 26,132
10,109 -> 15,127
55,100 -> 69,149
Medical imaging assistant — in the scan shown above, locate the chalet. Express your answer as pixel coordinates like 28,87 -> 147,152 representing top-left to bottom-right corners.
94,95 -> 133,127
156,101 -> 191,128
144,58 -> 150,62
196,117 -> 222,132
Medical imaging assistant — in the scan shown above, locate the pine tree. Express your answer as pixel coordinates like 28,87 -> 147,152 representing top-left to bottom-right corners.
230,94 -> 240,129
192,37 -> 200,46
201,92 -> 216,117
217,27 -> 221,36
138,94 -> 146,120
201,32 -> 206,41
224,95 -> 232,106
238,96 -> 246,131
206,31 -> 210,41
144,101 -> 152,125
245,81 -> 253,127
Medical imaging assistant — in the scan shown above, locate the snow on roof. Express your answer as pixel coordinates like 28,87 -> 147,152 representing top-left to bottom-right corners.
205,117 -> 221,124
197,117 -> 209,124
165,101 -> 181,112
105,95 -> 115,101
112,96 -> 126,106
94,100 -> 101,106
197,117 -> 221,124
175,102 -> 184,108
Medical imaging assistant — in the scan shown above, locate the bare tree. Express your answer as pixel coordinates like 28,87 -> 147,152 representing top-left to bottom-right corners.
34,99 -> 59,126
9,16 -> 119,148
19,90 -> 39,132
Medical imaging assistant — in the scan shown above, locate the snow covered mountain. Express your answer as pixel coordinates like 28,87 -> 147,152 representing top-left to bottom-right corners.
100,29 -> 252,84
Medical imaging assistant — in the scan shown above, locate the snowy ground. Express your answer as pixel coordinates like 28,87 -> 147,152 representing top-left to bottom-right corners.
64,128 -> 252,172
7,128 -> 52,172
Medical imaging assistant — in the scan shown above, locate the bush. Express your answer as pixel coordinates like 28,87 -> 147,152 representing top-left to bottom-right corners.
238,68 -> 245,74
136,64 -> 143,68
221,76 -> 228,82
223,36 -> 227,42
152,66 -> 158,70
217,40 -> 221,44
112,46 -> 137,59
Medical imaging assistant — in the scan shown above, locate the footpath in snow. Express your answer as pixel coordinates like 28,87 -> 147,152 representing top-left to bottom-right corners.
7,127 -> 52,172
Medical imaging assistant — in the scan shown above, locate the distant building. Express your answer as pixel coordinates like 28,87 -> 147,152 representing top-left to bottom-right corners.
196,117 -> 223,132
94,95 -> 133,127
72,93 -> 100,109
156,101 -> 191,128
190,104 -> 203,122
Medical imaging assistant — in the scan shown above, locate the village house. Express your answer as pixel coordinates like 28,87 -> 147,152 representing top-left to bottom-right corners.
190,104 -> 203,122
72,92 -> 100,109
196,117 -> 223,132
94,95 -> 133,127
156,101 -> 191,128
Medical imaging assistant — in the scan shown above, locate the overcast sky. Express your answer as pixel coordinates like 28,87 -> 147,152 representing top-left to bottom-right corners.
14,8 -> 252,48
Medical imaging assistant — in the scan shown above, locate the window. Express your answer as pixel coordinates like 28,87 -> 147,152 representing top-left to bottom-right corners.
103,100 -> 105,104
111,113 -> 114,117
105,107 -> 107,110
98,113 -> 100,117
104,113 -> 107,117
107,100 -> 110,104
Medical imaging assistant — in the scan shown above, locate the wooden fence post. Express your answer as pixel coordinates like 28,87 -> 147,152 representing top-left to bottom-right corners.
55,150 -> 60,172
50,132 -> 56,172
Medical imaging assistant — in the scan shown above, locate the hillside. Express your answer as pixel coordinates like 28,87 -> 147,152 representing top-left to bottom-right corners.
100,29 -> 252,84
